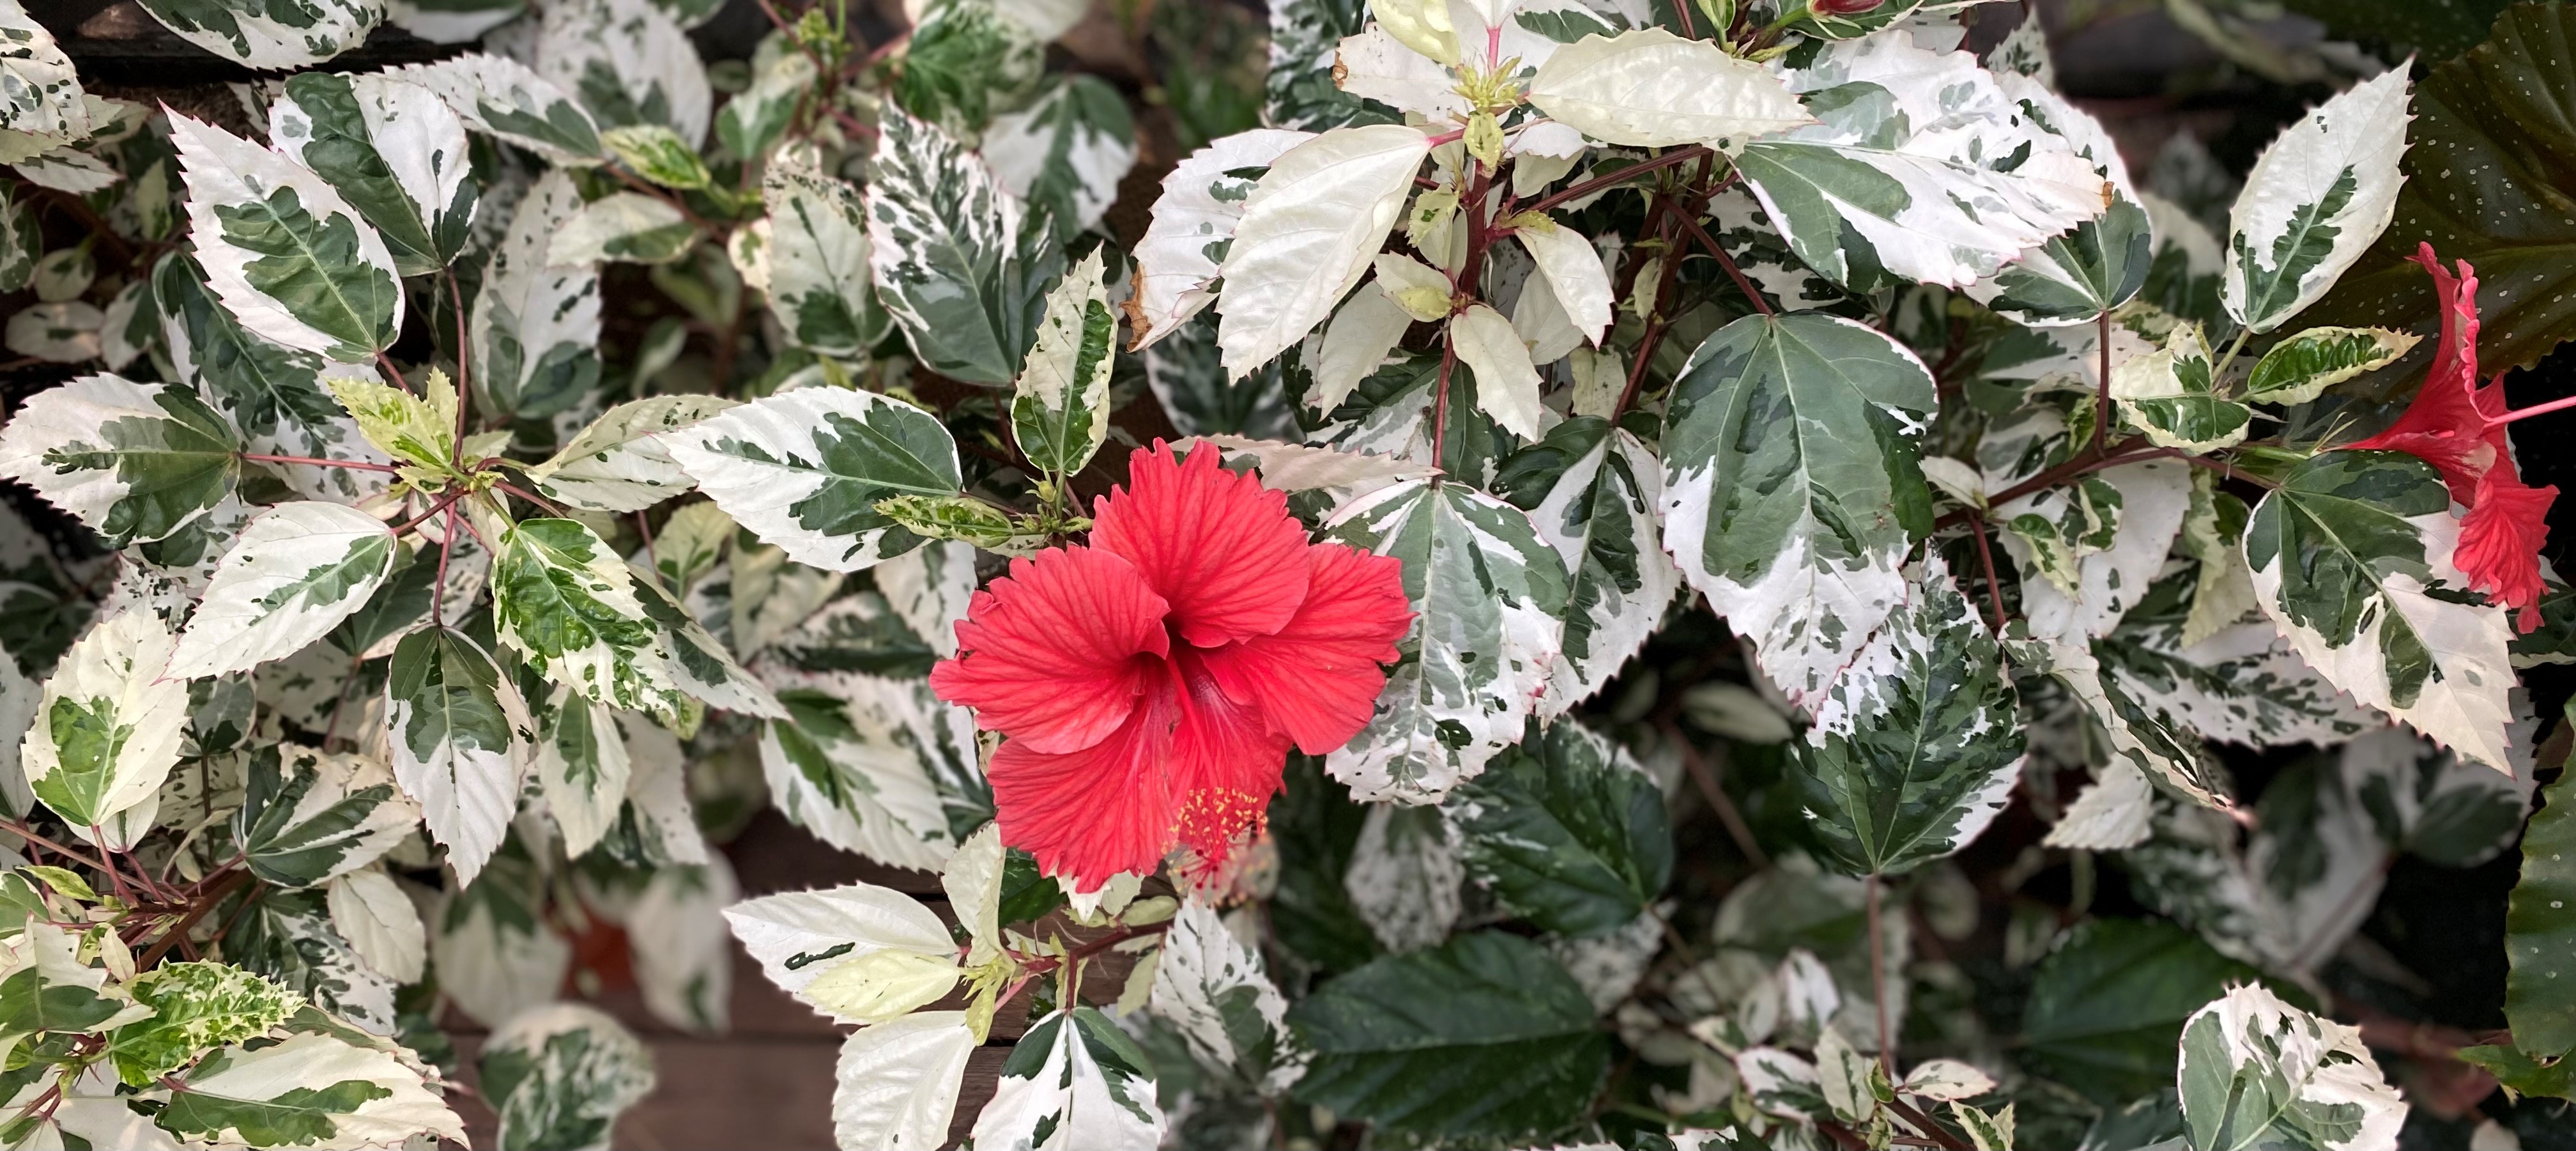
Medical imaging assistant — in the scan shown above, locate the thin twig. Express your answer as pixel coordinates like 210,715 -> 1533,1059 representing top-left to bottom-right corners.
446,268 -> 473,464
1526,146 -> 1712,214
0,818 -> 114,876
494,481 -> 567,518
240,453 -> 404,474
377,351 -> 411,394
1966,513 -> 2009,631
141,870 -> 252,967
431,507 -> 459,628
1660,721 -> 1768,867
1866,874 -> 1895,1079
1675,208 -> 1773,318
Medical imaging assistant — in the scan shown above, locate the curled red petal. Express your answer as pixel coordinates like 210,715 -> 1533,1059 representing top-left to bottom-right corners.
987,681 -> 1183,892
1200,543 -> 1413,755
2351,245 -> 2501,504
1091,442 -> 1314,648
929,546 -> 1170,754
2458,472 -> 2556,633
1167,650 -> 1294,869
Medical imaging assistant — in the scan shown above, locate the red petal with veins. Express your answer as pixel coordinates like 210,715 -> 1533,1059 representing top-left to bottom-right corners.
1167,649 -> 1295,865
2460,471 -> 2557,632
927,546 -> 1169,754
1201,544 -> 1413,754
986,680 -> 1183,890
1091,442 -> 1314,648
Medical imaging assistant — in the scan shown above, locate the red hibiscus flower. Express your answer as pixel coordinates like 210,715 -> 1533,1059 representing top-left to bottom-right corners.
928,443 -> 1414,891
2347,243 -> 2559,631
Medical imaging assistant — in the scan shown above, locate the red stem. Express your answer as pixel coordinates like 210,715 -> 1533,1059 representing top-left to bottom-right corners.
377,351 -> 410,394
1675,203 -> 1774,318
1966,513 -> 2009,631
240,453 -> 404,474
1526,146 -> 1712,215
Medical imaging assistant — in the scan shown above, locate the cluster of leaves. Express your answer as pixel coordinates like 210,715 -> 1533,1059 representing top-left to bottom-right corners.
1,0 -> 2575,1147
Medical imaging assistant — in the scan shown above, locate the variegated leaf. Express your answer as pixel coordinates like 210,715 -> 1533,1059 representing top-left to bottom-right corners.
2003,458 -> 2191,642
714,34 -> 811,162
2112,323 -> 2250,452
2175,985 -> 2407,1150
171,112 -> 403,362
4,298 -> 100,362
1661,312 -> 1936,710
132,0 -> 383,69
1735,34 -> 2110,291
625,858 -> 735,1032
473,171 -> 604,420
984,74 -> 1137,233
234,743 -> 417,888
1498,418 -> 1680,718
1322,479 -> 1569,803
479,1003 -> 656,1151
227,888 -> 399,1034
762,148 -> 889,360
433,853 -> 570,1026
0,373 -> 241,546
665,387 -> 962,572
874,538 -> 976,659
269,72 -> 477,277
722,880 -> 958,1021
866,105 -> 1062,385
165,502 -> 395,679
1125,127 -> 1312,350
1266,0 -> 1397,132
549,191 -> 695,265
1525,26 -> 1810,150
385,626 -> 532,886
758,670 -> 969,872
326,869 -> 424,983
1965,75 -> 2152,325
153,1030 -> 463,1149
527,394 -> 735,513
1345,802 -> 1462,952
2223,66 -> 2412,334
535,0 -> 712,146
1216,123 -> 1430,377
0,195 -> 40,288
2244,325 -> 2419,406
533,684 -> 631,858
493,516 -> 684,718
2097,566 -> 2377,751
22,610 -> 189,839
1011,248 -> 1116,476
0,0 -> 88,164
2243,451 -> 2517,772
831,1011 -> 976,1149
393,52 -> 605,165
1147,900 -> 1308,1092
972,1007 -> 1165,1150
155,253 -> 390,506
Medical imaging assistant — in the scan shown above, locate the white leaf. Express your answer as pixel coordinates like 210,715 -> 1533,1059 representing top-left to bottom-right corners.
1344,804 -> 1461,951
874,539 -> 978,659
832,1011 -> 976,1150
1125,128 -> 1313,350
628,858 -> 737,1033
165,502 -> 396,679
548,191 -> 694,265
327,869 -> 426,984
1450,302 -> 1541,439
1187,435 -> 1437,498
133,0 -> 382,68
158,1030 -> 463,1150
1215,123 -> 1430,378
528,394 -> 737,512
1333,28 -> 1466,120
2223,65 -> 2412,333
2043,760 -> 2154,850
617,711 -> 714,865
723,881 -> 956,1022
21,610 -> 188,839
171,112 -> 404,360
1308,279 -> 1414,414
536,0 -> 712,146
940,823 -> 1006,965
1513,214 -> 1611,346
3,300 -> 100,362
1527,27 -> 1811,150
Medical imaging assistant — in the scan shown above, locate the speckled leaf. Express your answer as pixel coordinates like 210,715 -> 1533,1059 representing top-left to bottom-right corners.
2242,451 -> 2517,772
1011,249 -> 1116,475
155,254 -> 390,506
153,1030 -> 462,1149
665,387 -> 960,572
1966,75 -> 2152,325
393,52 -> 604,165
1124,127 -> 1311,350
527,394 -> 734,513
270,72 -> 476,277
535,0 -> 711,146
1321,479 -> 1569,803
2222,66 -> 2410,334
1264,0 -> 1397,132
985,74 -> 1137,233
493,517 -> 685,717
865,106 -> 1062,385
2243,325 -> 2418,406
2175,985 -> 2408,1151
2097,566 -> 2377,750
107,962 -> 298,1086
0,0 -> 86,164
0,373 -> 241,546
2504,762 -> 2576,1058
1798,559 -> 2023,877
226,888 -> 398,1034
1499,419 -> 1680,718
762,148 -> 889,359
758,671 -> 969,872
132,0 -> 382,69
1147,900 -> 1308,1092
385,626 -> 532,886
21,610 -> 189,835
171,112 -> 402,361
480,1003 -> 655,1151
1660,311 -> 1936,711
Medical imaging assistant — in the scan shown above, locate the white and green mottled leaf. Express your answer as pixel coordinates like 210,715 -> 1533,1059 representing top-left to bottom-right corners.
549,191 -> 695,265
1735,34 -> 2110,291
831,1010 -> 976,1150
2243,451 -> 2517,772
973,1007 -> 1165,1150
1504,418 -> 1680,718
2004,459 -> 2192,642
1965,75 -> 2152,325
2175,984 -> 2407,1151
527,394 -> 736,513
533,684 -> 631,858
1526,27 -> 1809,150
2338,727 -> 2529,867
387,0 -> 521,42
96,279 -> 153,371
22,610 -> 189,839
1189,435 -> 1438,503
107,961 -> 298,1086
1216,123 -> 1430,378
269,71 -> 477,277
234,743 -> 420,887
226,887 -> 399,1034
1125,127 -> 1311,350
714,34 -> 812,162
131,0 -> 382,69
479,1003 -> 654,1151
392,52 -> 605,164
758,670 -> 966,872
535,0 -> 711,146
1798,558 -> 2022,877
2223,66 -> 2412,334
0,374 -> 241,547
865,105 -> 1062,385
1322,479 -> 1568,802
0,195 -> 40,288
2244,326 -> 2419,406
1660,312 -> 1936,709
1450,302 -> 1542,440
1266,0 -> 1397,132
609,709 -> 717,864
984,74 -> 1137,233
325,372 -> 454,474
493,516 -> 687,717
3,298 -> 100,362
31,245 -> 90,302
2020,631 -> 2234,815
0,0 -> 88,164
155,253 -> 390,506
603,123 -> 710,190
1147,899 -> 1308,1092
1012,248 -> 1117,475
1345,802 -> 1462,951
326,869 -> 424,984
171,112 -> 403,362
2098,567 -> 2378,751
1954,1102 -> 2018,1151
1142,311 -> 1303,440
722,880 -> 956,1020
432,856 -> 570,1026
165,502 -> 395,679
385,626 -> 533,886
762,148 -> 889,360
473,171 -> 604,421
874,538 -> 976,660
665,387 -> 962,572
625,858 -> 736,1033
2112,323 -> 2250,452
2044,757 -> 2156,851
11,148 -> 116,192
153,1030 -> 463,1150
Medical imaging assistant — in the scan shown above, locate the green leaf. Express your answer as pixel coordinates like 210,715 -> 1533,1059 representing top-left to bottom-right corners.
270,71 -> 478,277
1446,720 -> 1671,938
1795,559 -> 2021,877
479,1003 -> 656,1151
130,0 -> 379,68
1320,479 -> 1570,803
2242,326 -> 2419,406
1662,311 -> 1936,709
155,1030 -> 463,1148
602,123 -> 710,190
2505,755 -> 2576,1058
985,74 -> 1138,233
665,387 -> 962,572
171,112 -> 404,362
395,51 -> 606,167
153,253 -> 390,506
2280,0 -> 2510,58
761,148 -> 890,360
107,962 -> 298,1086
895,0 -> 1043,137
2242,451 -> 2517,771
234,743 -> 420,888
865,105 -> 1064,385
2175,985 -> 2406,1151
2020,918 -> 2290,1103
1010,249 -> 1117,476
2111,323 -> 2250,452
385,627 -> 532,886
0,373 -> 243,546
2458,1042 -> 2576,1102
1287,931 -> 1608,1139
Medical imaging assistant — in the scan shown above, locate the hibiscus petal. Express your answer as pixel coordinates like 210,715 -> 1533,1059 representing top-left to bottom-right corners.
928,546 -> 1170,753
1092,442 -> 1313,647
2459,470 -> 2556,632
988,683 -> 1183,892
2349,245 -> 2506,506
1200,544 -> 1413,755
1169,651 -> 1295,867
